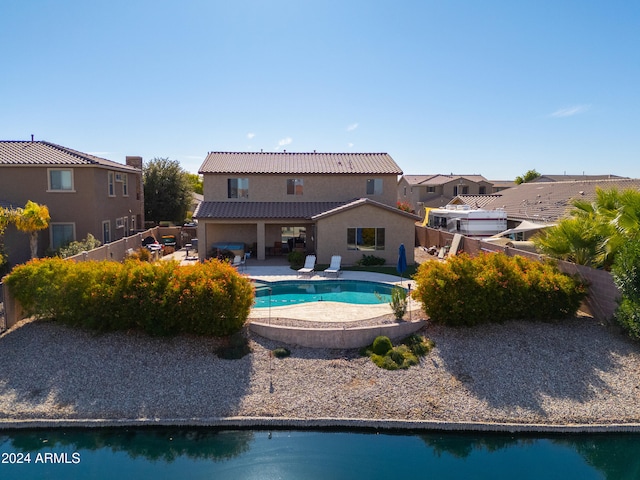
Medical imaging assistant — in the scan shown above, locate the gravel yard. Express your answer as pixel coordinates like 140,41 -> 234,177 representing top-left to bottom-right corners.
1,313 -> 639,428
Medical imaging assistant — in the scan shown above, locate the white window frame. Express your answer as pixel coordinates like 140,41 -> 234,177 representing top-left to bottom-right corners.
102,220 -> 111,244
108,171 -> 116,197
115,217 -> 124,229
50,222 -> 76,250
47,168 -> 75,192
122,173 -> 129,196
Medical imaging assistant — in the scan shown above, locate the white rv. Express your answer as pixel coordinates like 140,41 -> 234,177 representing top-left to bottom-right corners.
426,205 -> 507,237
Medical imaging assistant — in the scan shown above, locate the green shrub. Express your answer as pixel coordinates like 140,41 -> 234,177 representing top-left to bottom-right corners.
273,347 -> 291,358
612,239 -> 640,339
287,251 -> 304,269
372,336 -> 393,355
5,257 -> 254,337
57,233 -> 102,258
366,335 -> 432,370
357,254 -> 386,266
412,252 -> 586,326
403,334 -> 435,356
389,286 -> 408,319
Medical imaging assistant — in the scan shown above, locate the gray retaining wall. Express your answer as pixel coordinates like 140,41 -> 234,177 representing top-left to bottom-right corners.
250,320 -> 427,349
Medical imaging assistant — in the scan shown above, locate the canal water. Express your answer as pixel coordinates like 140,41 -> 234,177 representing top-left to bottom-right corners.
1,428 -> 638,479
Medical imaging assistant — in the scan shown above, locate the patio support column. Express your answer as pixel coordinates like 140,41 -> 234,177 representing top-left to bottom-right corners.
256,221 -> 266,260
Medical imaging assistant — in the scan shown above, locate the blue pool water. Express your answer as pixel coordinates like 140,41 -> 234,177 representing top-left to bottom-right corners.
1,428 -> 638,479
253,280 -> 399,308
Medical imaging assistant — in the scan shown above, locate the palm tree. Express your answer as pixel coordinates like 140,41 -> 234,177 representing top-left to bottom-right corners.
534,187 -> 640,269
12,200 -> 51,259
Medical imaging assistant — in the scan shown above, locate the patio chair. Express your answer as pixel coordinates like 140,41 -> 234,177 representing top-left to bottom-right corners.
231,255 -> 245,271
324,255 -> 342,277
297,255 -> 316,277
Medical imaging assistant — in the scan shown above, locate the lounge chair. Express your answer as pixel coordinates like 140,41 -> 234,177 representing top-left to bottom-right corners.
297,255 -> 316,277
231,254 -> 246,271
324,255 -> 342,277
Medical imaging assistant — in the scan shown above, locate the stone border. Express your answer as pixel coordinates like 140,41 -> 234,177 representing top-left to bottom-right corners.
2,417 -> 640,434
249,320 -> 427,349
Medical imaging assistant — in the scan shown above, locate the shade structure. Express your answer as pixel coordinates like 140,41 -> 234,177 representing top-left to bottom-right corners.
397,243 -> 407,282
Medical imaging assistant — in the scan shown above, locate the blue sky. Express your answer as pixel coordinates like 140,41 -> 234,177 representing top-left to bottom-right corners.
2,0 -> 639,179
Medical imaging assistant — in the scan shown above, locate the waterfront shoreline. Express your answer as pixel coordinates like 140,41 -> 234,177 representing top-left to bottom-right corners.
1,316 -> 639,433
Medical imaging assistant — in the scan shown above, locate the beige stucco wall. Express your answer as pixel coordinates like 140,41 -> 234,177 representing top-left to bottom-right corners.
203,173 -> 398,207
315,204 -> 416,265
0,164 -> 143,266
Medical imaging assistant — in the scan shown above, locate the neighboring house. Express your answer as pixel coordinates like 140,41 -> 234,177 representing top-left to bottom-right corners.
0,140 -> 144,267
448,177 -> 640,239
530,174 -> 629,183
398,174 -> 494,217
489,180 -> 516,192
194,152 -> 420,265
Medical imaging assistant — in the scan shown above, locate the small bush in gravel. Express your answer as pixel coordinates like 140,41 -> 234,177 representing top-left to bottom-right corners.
272,347 -> 291,358
403,334 -> 435,356
372,336 -> 393,355
365,334 -> 433,370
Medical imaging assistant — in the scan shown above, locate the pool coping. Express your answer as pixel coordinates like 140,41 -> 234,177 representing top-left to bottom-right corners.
2,417 -> 640,433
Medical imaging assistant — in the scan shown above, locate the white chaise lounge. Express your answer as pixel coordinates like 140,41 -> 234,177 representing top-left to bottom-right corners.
324,255 -> 342,277
297,255 -> 316,277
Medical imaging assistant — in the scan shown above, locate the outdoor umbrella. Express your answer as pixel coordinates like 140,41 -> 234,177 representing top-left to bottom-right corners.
397,243 -> 407,284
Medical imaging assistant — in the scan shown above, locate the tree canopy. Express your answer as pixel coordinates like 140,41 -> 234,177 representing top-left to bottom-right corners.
514,169 -> 541,185
143,158 -> 193,224
185,172 -> 204,195
12,200 -> 50,259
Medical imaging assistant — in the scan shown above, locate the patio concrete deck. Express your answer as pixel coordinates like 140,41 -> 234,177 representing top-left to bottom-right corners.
164,249 -> 420,323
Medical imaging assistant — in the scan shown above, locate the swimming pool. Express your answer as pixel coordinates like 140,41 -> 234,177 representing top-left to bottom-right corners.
253,280 -> 400,308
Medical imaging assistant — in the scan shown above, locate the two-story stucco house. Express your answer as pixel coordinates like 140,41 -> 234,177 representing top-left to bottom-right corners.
397,174 -> 494,218
194,152 -> 420,265
0,140 -> 144,267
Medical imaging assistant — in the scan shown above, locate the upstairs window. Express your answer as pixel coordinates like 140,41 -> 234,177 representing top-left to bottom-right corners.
426,186 -> 436,193
287,178 -> 303,195
122,173 -> 129,196
108,171 -> 116,197
227,178 -> 249,198
48,169 -> 74,191
366,178 -> 383,195
479,186 -> 486,194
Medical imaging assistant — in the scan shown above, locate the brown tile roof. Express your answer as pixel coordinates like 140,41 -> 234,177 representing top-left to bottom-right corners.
311,198 -> 421,221
194,201 -> 350,220
194,198 -> 421,222
454,194 -> 503,209
456,178 -> 640,223
402,174 -> 490,185
0,140 -> 138,171
199,152 -> 402,175
531,174 -> 628,183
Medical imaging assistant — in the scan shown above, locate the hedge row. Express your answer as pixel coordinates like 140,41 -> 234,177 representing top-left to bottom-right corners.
412,253 -> 587,326
5,257 -> 254,336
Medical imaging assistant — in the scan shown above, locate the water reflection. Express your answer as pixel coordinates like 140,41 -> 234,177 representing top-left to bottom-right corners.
1,428 -> 639,479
